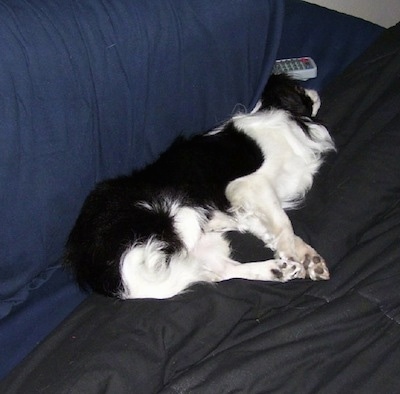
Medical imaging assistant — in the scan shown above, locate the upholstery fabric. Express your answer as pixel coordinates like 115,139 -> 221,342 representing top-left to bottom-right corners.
0,0 -> 283,378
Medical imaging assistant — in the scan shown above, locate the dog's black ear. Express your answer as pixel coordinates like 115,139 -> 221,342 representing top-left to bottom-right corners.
260,74 -> 314,117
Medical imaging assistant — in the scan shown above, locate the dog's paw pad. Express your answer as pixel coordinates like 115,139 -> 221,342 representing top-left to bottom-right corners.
303,254 -> 330,281
271,260 -> 306,282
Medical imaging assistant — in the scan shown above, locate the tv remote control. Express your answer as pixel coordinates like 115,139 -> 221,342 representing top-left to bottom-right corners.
273,57 -> 317,81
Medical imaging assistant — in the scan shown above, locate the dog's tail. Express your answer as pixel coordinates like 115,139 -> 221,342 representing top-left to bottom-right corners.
118,198 -> 213,299
64,176 -> 208,298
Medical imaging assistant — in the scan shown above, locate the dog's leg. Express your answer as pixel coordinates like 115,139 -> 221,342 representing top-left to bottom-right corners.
225,174 -> 329,281
210,258 -> 306,282
193,231 -> 305,283
206,211 -> 239,232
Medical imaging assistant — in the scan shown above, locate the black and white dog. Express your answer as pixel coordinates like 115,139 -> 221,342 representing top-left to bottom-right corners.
65,74 -> 335,299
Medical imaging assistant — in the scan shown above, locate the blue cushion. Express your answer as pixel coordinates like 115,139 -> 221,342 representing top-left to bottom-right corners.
0,0 -> 283,378
278,0 -> 384,90
0,0 -> 283,308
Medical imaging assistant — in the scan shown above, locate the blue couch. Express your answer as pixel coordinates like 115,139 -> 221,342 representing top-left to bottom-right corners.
1,0 -> 387,388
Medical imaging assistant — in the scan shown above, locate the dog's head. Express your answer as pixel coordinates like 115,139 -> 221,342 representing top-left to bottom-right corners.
259,74 -> 321,118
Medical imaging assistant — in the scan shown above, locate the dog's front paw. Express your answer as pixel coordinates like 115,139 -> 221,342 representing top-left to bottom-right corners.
271,259 -> 306,282
303,254 -> 330,281
292,236 -> 330,281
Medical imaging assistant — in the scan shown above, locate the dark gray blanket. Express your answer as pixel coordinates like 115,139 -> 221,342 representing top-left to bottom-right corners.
3,24 -> 400,394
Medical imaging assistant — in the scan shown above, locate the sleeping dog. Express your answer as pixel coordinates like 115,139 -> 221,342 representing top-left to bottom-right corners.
65,74 -> 335,299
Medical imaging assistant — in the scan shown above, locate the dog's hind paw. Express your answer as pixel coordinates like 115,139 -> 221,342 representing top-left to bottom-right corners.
271,259 -> 306,282
303,254 -> 330,281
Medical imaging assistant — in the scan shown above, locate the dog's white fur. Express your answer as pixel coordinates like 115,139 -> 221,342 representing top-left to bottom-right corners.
119,89 -> 335,299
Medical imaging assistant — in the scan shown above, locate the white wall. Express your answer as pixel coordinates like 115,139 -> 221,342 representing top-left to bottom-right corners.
304,0 -> 400,28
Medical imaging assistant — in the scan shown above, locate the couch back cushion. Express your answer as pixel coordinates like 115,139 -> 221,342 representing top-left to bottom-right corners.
0,0 -> 283,312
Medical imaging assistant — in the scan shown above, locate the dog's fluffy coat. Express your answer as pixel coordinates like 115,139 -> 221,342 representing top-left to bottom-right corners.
65,74 -> 335,299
